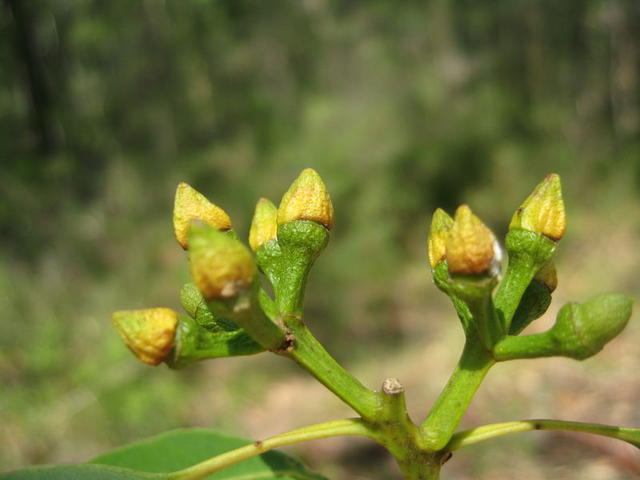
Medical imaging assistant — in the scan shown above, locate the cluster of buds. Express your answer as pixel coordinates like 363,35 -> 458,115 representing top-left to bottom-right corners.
427,173 -> 632,360
112,169 -> 632,369
112,168 -> 334,367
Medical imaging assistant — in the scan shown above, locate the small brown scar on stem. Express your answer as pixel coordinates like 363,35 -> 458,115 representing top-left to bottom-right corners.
254,440 -> 263,449
271,329 -> 295,354
534,422 -> 542,430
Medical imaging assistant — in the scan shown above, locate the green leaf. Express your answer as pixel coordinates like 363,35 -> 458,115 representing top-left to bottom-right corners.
91,428 -> 326,479
0,464 -> 164,479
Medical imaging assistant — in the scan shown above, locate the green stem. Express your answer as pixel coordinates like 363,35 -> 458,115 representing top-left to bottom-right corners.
494,230 -> 556,333
493,253 -> 536,333
420,338 -> 495,451
168,419 -> 374,480
447,419 -> 640,451
493,332 -> 561,361
285,318 -> 381,420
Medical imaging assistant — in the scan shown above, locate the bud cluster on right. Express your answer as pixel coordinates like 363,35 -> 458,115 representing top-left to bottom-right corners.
427,174 -> 632,361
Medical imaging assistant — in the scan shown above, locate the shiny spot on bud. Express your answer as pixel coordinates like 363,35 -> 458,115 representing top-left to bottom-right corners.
510,173 -> 566,241
249,198 -> 278,252
174,182 -> 232,249
427,208 -> 454,269
277,168 -> 334,230
112,308 -> 178,365
189,223 -> 257,300
446,205 -> 496,275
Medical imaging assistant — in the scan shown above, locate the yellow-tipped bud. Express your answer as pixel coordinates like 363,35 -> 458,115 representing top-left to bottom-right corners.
535,260 -> 558,293
446,205 -> 496,275
510,173 -> 566,241
427,208 -> 454,268
112,308 -> 178,365
277,168 -> 334,230
189,223 -> 257,299
173,182 -> 232,249
249,198 -> 278,252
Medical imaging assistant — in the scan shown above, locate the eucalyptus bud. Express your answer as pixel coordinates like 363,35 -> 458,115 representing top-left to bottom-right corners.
510,173 -> 566,241
494,293 -> 633,361
508,280 -> 552,335
165,314 -> 264,369
189,223 -> 256,300
549,294 -> 632,360
427,208 -> 454,269
249,198 -> 278,252
446,205 -> 497,276
277,168 -> 334,230
112,308 -> 178,365
495,174 -> 564,333
180,282 -> 237,332
173,182 -> 232,250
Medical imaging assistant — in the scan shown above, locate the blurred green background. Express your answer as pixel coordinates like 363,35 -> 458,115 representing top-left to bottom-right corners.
2,1 -> 640,478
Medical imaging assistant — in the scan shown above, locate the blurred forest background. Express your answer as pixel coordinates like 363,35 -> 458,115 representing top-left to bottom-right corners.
2,1 -> 640,478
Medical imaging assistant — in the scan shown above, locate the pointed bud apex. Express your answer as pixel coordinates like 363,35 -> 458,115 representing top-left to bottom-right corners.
446,205 -> 496,275
551,294 -> 632,360
174,183 -> 232,249
189,223 -> 257,300
278,168 -> 334,230
249,198 -> 278,252
510,173 -> 566,241
112,308 -> 178,365
535,261 -> 557,293
428,208 -> 454,268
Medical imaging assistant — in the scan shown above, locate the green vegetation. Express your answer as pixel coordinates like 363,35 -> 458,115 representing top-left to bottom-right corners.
2,1 -> 640,478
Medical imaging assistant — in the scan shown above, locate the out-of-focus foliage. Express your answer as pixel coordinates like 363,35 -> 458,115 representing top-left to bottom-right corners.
2,1 -> 640,478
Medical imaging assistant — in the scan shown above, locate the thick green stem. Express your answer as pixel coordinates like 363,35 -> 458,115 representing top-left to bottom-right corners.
493,253 -> 536,333
447,419 -> 640,451
168,419 -> 373,480
395,456 -> 442,480
493,333 -> 561,361
494,230 -> 556,333
374,379 -> 444,479
285,318 -> 380,420
420,338 -> 495,451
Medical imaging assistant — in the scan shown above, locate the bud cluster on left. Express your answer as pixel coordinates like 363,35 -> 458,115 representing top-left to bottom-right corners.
112,168 -> 335,368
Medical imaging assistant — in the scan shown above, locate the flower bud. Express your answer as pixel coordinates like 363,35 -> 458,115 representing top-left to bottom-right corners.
277,168 -> 334,230
427,208 -> 454,269
550,293 -> 632,360
508,280 -> 552,335
446,205 -> 497,275
509,173 -> 566,241
173,182 -> 232,249
112,308 -> 178,365
535,260 -> 557,293
249,198 -> 278,252
189,223 -> 257,300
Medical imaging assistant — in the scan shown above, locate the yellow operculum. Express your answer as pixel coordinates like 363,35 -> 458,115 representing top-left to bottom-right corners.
112,308 -> 178,365
173,182 -> 232,249
277,168 -> 334,230
249,198 -> 278,252
510,173 -> 566,241
427,208 -> 454,268
446,205 -> 496,275
189,223 -> 257,300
